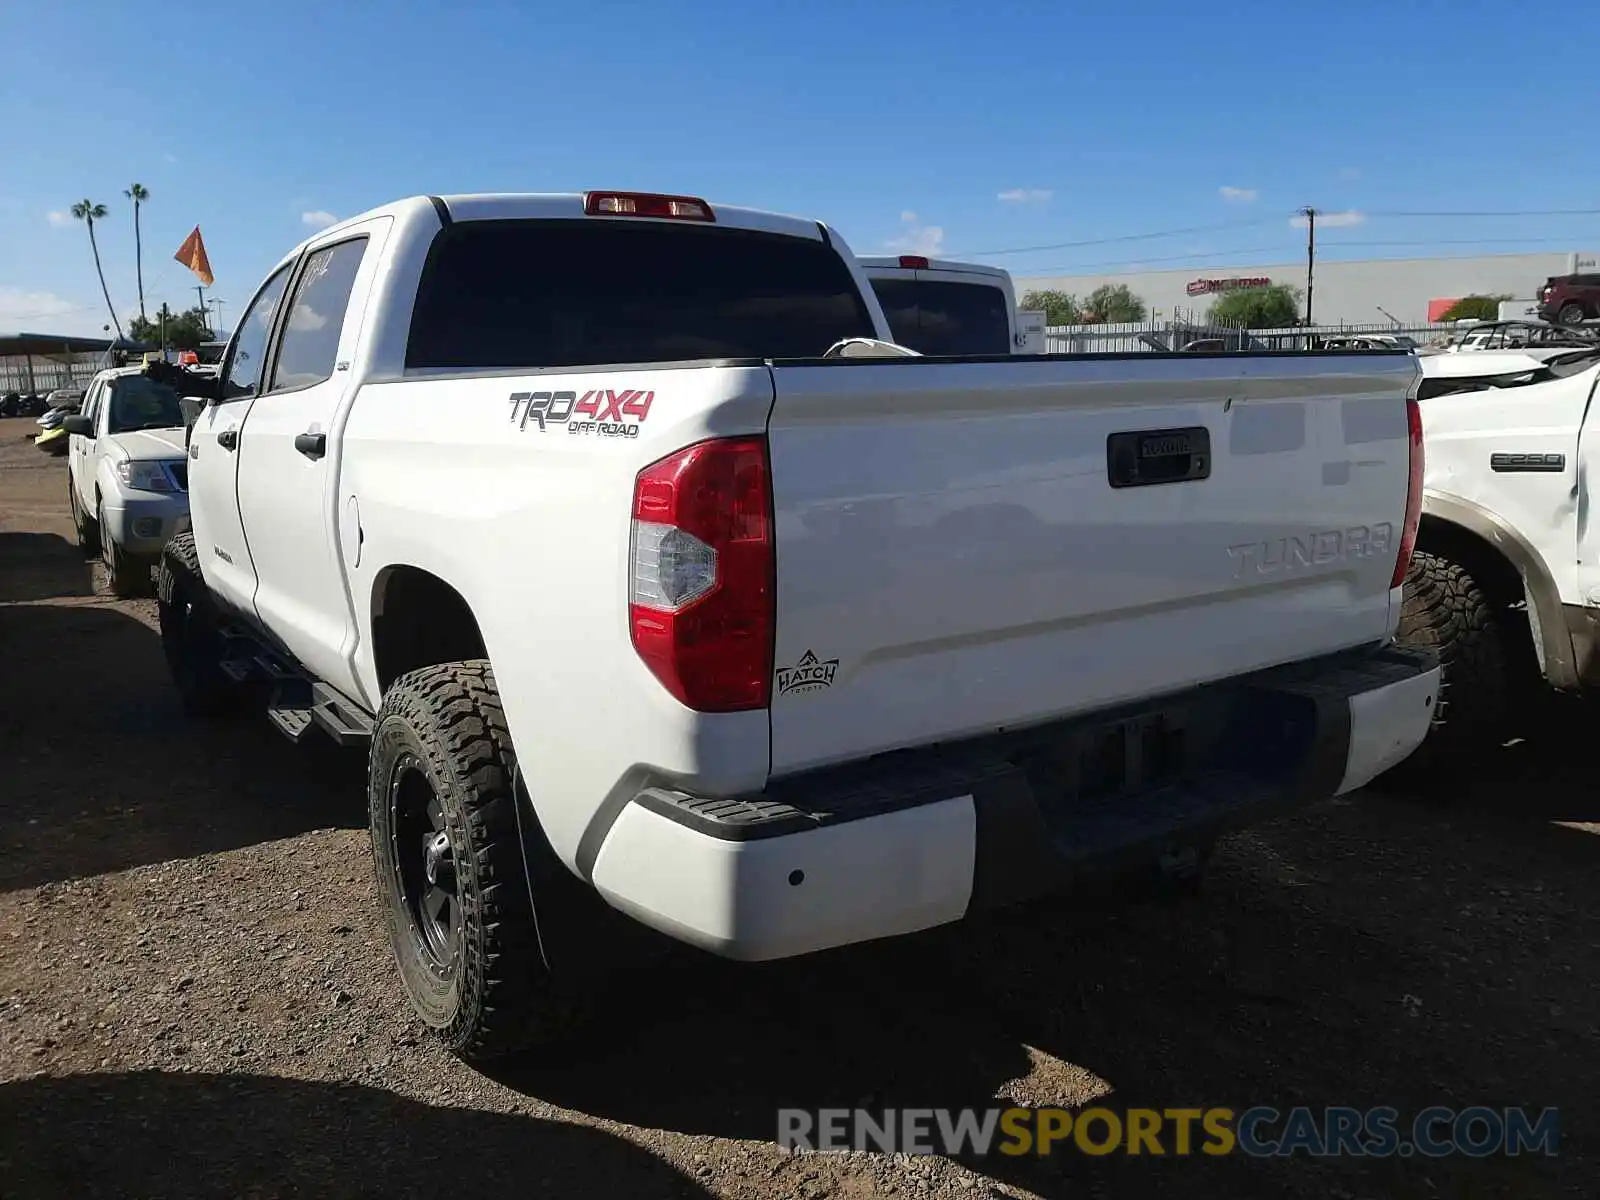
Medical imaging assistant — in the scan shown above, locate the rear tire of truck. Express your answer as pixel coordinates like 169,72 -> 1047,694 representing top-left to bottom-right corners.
1386,549 -> 1512,781
157,533 -> 246,717
368,661 -> 576,1063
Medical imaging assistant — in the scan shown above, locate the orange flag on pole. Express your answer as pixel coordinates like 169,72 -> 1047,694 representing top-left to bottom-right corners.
173,226 -> 214,287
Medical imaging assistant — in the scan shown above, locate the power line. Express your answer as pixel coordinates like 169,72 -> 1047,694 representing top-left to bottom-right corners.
957,218 -> 1278,258
1019,236 -> 1599,277
1366,207 -> 1600,218
958,207 -> 1600,261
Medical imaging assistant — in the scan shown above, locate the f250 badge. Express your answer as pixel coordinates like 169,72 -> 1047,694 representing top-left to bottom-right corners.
776,650 -> 838,696
508,389 -> 654,439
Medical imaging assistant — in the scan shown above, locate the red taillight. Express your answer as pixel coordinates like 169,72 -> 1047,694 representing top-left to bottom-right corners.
898,255 -> 930,269
1391,396 -> 1425,589
629,438 -> 774,712
585,191 -> 716,222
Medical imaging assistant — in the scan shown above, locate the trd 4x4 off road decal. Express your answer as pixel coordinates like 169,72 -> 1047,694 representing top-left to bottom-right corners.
776,650 -> 839,696
508,388 -> 655,438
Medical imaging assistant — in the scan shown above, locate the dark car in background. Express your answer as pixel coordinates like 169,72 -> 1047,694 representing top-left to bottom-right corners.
1537,273 -> 1600,325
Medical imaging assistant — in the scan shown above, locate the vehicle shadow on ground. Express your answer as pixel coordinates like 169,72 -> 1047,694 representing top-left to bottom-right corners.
0,600 -> 367,892
1367,695 -> 1600,825
0,1070 -> 713,1200
499,723 -> 1599,1198
0,531 -> 92,602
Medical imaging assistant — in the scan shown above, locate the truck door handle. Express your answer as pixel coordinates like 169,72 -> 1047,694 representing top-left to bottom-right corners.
294,431 -> 327,460
216,428 -> 238,451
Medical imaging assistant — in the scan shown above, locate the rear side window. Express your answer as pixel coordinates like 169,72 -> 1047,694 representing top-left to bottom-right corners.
405,220 -> 876,369
868,279 -> 1011,356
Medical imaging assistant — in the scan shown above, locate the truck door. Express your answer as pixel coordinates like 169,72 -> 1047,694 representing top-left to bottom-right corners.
188,262 -> 294,618
234,220 -> 387,700
69,378 -> 103,513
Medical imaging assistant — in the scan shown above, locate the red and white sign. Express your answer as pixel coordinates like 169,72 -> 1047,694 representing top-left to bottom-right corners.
1186,276 -> 1272,297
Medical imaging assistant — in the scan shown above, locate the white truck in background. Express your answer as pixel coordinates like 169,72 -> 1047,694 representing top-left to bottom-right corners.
1392,345 -> 1600,775
143,189 -> 1438,1063
859,255 -> 1041,355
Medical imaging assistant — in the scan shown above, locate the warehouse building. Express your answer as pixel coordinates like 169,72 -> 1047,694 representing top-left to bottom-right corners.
1015,249 -> 1598,326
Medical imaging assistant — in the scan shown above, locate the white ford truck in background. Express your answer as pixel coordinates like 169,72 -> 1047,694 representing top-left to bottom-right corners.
143,189 -> 1438,1063
1392,345 -> 1600,775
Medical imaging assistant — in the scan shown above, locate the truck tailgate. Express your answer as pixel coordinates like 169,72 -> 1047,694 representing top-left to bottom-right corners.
764,353 -> 1419,775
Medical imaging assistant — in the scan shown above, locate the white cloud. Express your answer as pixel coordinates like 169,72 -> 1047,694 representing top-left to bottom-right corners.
885,212 -> 945,257
301,210 -> 338,230
998,188 -> 1053,204
1218,186 -> 1258,203
46,210 -> 72,228
0,286 -> 100,334
1338,166 -> 1362,181
1290,209 -> 1364,229
163,153 -> 178,165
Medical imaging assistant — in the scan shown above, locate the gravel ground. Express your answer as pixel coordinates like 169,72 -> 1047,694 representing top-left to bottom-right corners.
1,414 -> 1596,1199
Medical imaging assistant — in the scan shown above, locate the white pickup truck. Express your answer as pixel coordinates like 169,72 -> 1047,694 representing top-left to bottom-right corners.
858,255 -> 1020,355
1393,345 -> 1600,774
143,190 -> 1438,1062
62,365 -> 191,597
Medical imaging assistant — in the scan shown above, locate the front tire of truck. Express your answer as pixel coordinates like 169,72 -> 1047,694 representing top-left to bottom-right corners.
157,533 -> 247,717
369,660 -> 574,1063
1387,549 -> 1512,780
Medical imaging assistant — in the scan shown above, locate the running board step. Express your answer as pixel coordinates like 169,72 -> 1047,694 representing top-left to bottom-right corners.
265,684 -> 374,748
218,658 -> 255,684
311,683 -> 373,747
267,703 -> 314,744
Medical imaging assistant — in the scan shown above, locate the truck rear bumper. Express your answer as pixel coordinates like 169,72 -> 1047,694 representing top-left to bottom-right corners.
588,646 -> 1438,962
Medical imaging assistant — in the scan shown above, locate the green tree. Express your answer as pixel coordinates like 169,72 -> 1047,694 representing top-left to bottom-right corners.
1436,294 -> 1511,322
128,305 -> 212,351
125,182 -> 150,321
1082,283 -> 1147,324
1019,288 -> 1082,325
1207,284 -> 1303,329
71,199 -> 123,340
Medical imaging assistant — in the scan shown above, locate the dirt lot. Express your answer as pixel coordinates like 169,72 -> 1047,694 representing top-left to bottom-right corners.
1,413 -> 1596,1199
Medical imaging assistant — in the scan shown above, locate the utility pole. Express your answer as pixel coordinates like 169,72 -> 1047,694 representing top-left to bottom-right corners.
195,285 -> 208,330
159,302 -> 171,359
1299,207 -> 1317,327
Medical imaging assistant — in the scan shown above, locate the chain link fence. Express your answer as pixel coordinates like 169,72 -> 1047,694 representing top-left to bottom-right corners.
1046,313 -> 1459,355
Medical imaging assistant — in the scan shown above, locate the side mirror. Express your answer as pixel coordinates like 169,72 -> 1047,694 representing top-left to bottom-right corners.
61,414 -> 93,436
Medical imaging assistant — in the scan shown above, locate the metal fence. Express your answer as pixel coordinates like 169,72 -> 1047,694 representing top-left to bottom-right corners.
0,353 -> 109,396
1046,315 -> 1459,355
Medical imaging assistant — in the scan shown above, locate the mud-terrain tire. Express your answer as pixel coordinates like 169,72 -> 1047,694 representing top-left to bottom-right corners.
368,660 -> 578,1062
157,533 -> 245,716
1388,549 -> 1512,780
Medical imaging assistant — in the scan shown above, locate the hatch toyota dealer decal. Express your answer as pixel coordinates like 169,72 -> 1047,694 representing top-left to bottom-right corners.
776,650 -> 839,696
509,388 -> 655,438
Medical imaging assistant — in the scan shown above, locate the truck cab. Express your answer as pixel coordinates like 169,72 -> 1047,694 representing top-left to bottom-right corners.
858,255 -> 1019,355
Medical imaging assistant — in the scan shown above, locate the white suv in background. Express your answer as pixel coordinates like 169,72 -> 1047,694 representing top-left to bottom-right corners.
63,365 -> 191,597
858,255 -> 1021,355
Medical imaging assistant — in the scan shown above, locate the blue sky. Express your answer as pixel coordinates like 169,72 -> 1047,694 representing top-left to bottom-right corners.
2,0 -> 1597,336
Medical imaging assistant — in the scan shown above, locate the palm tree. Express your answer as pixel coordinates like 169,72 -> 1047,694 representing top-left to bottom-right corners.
125,183 -> 149,321
71,199 -> 123,341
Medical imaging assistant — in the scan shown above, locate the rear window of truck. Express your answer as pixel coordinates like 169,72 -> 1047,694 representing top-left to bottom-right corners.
405,220 -> 877,369
869,279 -> 1012,356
